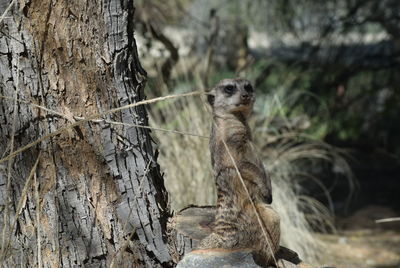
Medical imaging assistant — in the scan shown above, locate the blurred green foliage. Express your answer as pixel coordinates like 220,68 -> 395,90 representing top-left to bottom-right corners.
139,0 -> 400,155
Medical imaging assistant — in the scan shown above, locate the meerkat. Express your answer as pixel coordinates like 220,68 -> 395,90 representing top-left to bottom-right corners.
198,78 -> 280,266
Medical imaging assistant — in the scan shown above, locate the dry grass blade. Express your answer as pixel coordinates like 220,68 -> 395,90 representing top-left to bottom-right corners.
0,95 -> 71,118
221,137 -> 278,266
0,95 -> 209,139
0,0 -> 16,25
375,217 -> 400,223
90,119 -> 209,139
110,208 -> 137,268
0,56 -> 19,261
0,91 -> 205,164
0,154 -> 40,262
34,171 -> 41,268
109,230 -> 136,268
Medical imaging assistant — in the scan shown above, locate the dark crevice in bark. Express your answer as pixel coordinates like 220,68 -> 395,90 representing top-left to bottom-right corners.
14,115 -> 61,138
127,0 -> 147,78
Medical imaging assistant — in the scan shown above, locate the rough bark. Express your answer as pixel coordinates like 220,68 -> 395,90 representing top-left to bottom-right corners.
0,0 -> 171,267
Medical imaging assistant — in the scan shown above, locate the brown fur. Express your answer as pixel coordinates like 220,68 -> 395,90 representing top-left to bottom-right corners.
198,78 -> 280,265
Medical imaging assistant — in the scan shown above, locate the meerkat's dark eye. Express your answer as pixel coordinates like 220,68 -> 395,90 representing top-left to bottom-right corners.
244,83 -> 253,92
224,85 -> 236,94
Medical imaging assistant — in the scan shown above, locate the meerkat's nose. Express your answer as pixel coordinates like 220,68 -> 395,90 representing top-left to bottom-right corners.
241,93 -> 250,100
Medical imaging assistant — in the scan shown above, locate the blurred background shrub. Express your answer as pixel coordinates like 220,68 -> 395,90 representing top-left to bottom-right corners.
137,0 -> 400,265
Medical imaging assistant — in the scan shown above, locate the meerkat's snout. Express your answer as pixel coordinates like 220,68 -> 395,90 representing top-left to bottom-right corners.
240,92 -> 251,104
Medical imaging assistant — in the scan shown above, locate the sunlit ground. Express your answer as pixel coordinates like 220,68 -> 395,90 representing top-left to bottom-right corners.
320,226 -> 400,267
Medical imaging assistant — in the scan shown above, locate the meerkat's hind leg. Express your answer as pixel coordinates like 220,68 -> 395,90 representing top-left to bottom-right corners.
251,203 -> 281,266
256,203 -> 280,249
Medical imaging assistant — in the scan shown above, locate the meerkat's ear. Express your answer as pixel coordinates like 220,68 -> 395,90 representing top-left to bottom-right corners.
206,88 -> 215,106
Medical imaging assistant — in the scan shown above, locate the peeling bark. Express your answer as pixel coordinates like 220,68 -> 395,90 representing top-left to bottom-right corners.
0,0 -> 171,267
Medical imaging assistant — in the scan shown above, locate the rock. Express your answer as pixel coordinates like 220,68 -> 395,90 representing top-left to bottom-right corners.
170,206 -> 318,268
176,249 -> 262,268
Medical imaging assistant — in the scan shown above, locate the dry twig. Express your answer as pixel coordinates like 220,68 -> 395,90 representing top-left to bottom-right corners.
0,91 -> 205,164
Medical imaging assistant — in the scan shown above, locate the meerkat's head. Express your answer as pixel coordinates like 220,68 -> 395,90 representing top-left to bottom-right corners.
207,78 -> 255,117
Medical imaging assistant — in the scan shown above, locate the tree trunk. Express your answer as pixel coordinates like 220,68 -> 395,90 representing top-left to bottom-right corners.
0,0 -> 172,267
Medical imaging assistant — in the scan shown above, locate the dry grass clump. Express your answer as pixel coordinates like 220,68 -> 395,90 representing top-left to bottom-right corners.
150,85 -> 353,263
251,93 -> 354,261
149,97 -> 215,209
